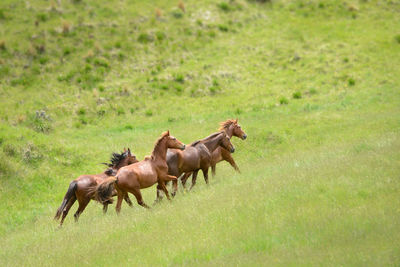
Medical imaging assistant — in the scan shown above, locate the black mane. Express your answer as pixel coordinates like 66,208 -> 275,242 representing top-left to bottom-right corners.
102,150 -> 129,168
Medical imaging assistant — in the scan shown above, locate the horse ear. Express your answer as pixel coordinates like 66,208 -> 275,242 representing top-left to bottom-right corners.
123,147 -> 127,152
235,118 -> 238,123
167,130 -> 170,136
128,148 -> 131,155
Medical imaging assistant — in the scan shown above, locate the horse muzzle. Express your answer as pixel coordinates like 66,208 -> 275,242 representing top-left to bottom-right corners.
242,134 -> 247,140
180,144 -> 186,150
230,147 -> 235,153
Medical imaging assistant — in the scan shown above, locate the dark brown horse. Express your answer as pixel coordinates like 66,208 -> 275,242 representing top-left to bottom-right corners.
178,119 -> 247,190
95,131 -> 185,213
156,131 -> 234,200
54,148 -> 138,226
210,119 -> 247,175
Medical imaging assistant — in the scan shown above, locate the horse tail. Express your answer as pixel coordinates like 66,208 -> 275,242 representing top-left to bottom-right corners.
211,164 -> 216,176
95,176 -> 118,204
54,180 -> 77,220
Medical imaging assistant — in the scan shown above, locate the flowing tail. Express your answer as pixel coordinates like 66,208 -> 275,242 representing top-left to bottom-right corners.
211,164 -> 216,176
95,176 -> 118,204
54,181 -> 77,220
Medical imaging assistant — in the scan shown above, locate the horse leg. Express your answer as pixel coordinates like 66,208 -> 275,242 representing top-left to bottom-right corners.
202,168 -> 209,184
223,151 -> 240,173
181,172 -> 191,189
189,170 -> 199,190
74,198 -> 90,222
59,196 -> 76,226
171,179 -> 178,197
131,188 -> 150,209
103,204 -> 108,214
115,191 -> 124,214
159,181 -> 172,201
155,183 -> 164,203
211,164 -> 217,176
124,193 -> 133,207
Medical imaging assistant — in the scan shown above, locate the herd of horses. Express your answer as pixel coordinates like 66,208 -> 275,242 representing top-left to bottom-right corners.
54,119 -> 247,226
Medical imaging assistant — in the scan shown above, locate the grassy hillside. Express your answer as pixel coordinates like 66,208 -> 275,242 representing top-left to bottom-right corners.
0,0 -> 399,265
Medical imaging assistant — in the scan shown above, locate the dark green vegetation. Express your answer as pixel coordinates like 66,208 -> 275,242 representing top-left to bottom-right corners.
0,0 -> 399,265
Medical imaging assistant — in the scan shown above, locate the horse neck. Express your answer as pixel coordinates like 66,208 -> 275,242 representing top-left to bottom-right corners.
201,134 -> 222,152
152,138 -> 167,162
224,125 -> 234,138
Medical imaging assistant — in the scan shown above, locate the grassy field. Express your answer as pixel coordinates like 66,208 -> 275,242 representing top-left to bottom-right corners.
0,0 -> 399,265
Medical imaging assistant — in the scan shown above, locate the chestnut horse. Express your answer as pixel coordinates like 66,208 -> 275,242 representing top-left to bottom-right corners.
95,131 -> 185,212
156,131 -> 234,200
210,119 -> 247,175
54,148 -> 138,226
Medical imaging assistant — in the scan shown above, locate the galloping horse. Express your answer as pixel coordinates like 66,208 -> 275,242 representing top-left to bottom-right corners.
210,119 -> 247,175
54,148 -> 138,226
95,131 -> 185,212
156,131 -> 234,200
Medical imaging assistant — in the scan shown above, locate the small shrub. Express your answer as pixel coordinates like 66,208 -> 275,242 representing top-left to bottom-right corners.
175,85 -> 183,94
36,13 -> 47,22
309,88 -> 317,95
292,91 -> 302,99
209,31 -> 216,38
22,143 -> 43,164
171,10 -> 184,19
93,58 -> 110,68
0,9 -> 6,20
145,110 -> 153,116
118,52 -> 125,60
29,110 -> 52,133
125,125 -> 133,130
218,24 -> 229,32
63,47 -> 71,56
217,2 -> 231,12
97,109 -> 106,117
156,31 -> 166,41
395,34 -> 400,44
0,40 -> 6,51
116,107 -> 125,115
77,107 -> 86,115
79,116 -> 88,125
137,33 -> 154,43
39,56 -> 48,65
160,84 -> 169,90
348,78 -> 356,86
209,86 -> 218,94
174,73 -> 184,83
279,97 -> 289,105
3,143 -> 17,157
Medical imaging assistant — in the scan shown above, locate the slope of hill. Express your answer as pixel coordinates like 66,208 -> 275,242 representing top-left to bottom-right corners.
0,0 -> 399,265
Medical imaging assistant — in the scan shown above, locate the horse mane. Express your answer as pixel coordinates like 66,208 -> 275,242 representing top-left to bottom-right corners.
190,132 -> 223,146
102,150 -> 129,168
152,131 -> 169,156
218,119 -> 237,131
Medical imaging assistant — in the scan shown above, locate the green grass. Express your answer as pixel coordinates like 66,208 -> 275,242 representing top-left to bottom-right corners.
0,0 -> 399,265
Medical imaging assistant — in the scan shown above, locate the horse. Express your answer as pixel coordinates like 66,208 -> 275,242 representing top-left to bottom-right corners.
94,131 -> 185,213
156,131 -> 235,200
210,119 -> 247,175
54,148 -> 138,226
